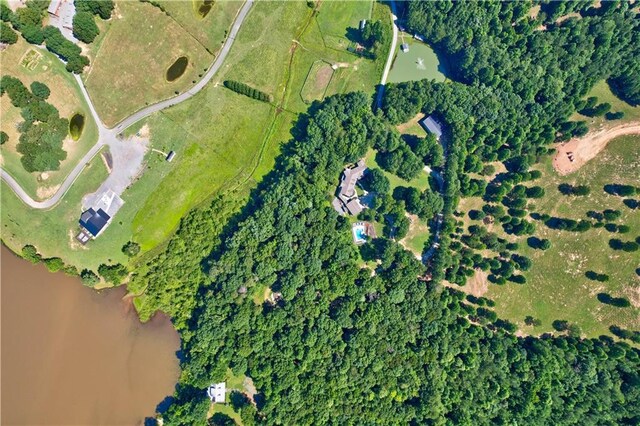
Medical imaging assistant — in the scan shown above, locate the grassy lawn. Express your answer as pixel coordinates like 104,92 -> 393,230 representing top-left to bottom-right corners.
156,1 -> 243,52
0,150 -> 125,271
400,214 -> 431,258
205,368 -> 250,424
0,38 -> 99,199
482,135 -> 640,339
83,0 -> 213,127
570,80 -> 640,130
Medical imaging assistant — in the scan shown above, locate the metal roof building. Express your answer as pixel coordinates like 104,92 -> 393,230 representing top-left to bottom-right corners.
420,115 -> 444,140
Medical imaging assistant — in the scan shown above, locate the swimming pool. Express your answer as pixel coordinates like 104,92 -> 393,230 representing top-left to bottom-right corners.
352,223 -> 367,244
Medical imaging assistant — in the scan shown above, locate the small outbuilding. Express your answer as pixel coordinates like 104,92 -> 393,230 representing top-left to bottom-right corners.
400,43 -> 409,53
359,19 -> 367,30
207,382 -> 226,404
166,150 -> 176,162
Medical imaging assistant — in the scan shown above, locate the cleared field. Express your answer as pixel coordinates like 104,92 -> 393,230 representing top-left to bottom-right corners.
130,88 -> 277,250
399,213 -> 431,259
156,1 -> 243,52
2,1 -> 391,270
570,80 -> 640,131
315,0 -> 372,50
0,38 -> 99,199
482,135 -> 640,339
83,0 -> 213,127
300,60 -> 334,103
130,1 -> 391,251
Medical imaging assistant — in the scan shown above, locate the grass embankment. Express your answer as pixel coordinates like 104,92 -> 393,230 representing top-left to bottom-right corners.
457,136 -> 640,339
0,38 -> 98,199
83,0 -> 214,126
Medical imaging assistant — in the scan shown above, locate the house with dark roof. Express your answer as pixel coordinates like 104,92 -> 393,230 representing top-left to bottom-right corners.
79,208 -> 111,238
332,159 -> 367,216
420,115 -> 444,141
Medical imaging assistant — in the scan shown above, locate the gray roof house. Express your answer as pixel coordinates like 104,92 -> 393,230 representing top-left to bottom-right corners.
420,115 -> 443,140
333,159 -> 367,216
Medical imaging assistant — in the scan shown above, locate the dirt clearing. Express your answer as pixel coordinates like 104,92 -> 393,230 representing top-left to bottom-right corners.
553,122 -> 640,175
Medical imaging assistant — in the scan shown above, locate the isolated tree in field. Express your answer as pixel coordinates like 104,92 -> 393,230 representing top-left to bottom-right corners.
552,320 -> 569,332
605,111 -> 625,120
604,184 -> 637,197
72,11 -> 99,43
0,21 -> 18,44
0,131 -> 8,145
597,292 -> 631,308
524,316 -> 542,327
30,81 -> 50,100
122,241 -> 141,257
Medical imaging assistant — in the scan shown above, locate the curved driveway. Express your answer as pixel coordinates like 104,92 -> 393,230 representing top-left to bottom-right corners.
1,0 -> 253,209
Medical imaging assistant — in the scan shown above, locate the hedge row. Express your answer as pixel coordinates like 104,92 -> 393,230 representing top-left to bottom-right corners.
223,80 -> 272,103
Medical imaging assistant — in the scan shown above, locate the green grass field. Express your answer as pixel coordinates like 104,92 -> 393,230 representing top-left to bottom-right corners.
570,80 -> 640,130
155,1 -> 243,52
83,0 -> 213,127
0,38 -> 99,199
400,214 -> 431,258
482,135 -> 640,339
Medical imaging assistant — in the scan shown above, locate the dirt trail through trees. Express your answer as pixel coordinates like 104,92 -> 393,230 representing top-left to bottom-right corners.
553,122 -> 640,175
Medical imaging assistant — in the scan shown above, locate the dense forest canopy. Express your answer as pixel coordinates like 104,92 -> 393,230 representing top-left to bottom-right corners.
128,1 -> 640,424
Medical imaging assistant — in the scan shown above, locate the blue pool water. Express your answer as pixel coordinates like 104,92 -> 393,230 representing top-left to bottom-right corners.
353,225 -> 366,243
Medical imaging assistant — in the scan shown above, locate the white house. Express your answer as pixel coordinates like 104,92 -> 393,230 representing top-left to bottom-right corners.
207,382 -> 226,403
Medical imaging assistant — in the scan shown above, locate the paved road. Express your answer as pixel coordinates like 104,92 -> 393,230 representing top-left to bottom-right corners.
1,0 -> 254,209
375,0 -> 398,109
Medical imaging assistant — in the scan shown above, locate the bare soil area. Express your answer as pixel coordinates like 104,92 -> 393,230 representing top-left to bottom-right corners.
552,122 -> 640,175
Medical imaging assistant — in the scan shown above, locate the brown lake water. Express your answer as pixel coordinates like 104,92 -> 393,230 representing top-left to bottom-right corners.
0,246 -> 181,425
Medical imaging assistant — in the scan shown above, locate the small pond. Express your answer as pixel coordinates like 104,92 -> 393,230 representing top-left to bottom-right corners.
388,38 -> 448,84
194,0 -> 214,18
69,113 -> 85,140
166,56 -> 189,82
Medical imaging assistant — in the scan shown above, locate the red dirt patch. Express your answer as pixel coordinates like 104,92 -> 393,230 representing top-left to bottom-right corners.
552,122 -> 640,175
